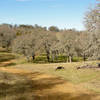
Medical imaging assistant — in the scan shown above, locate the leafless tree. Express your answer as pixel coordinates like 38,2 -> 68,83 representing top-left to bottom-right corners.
0,24 -> 16,49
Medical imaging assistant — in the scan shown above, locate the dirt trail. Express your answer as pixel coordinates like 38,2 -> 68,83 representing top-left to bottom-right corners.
0,67 -> 100,100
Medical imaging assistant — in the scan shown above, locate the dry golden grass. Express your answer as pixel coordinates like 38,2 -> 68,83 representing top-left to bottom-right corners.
0,50 -> 100,100
0,67 -> 100,100
11,60 -> 100,93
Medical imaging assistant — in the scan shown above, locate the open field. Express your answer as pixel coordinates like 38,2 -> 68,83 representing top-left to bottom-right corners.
0,50 -> 100,100
1,67 -> 100,100
13,61 -> 100,92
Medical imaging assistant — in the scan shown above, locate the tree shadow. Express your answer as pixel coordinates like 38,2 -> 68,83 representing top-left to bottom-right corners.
0,72 -> 99,100
33,92 -> 98,100
3,63 -> 16,67
0,53 -> 15,63
0,62 -> 17,67
0,72 -> 64,99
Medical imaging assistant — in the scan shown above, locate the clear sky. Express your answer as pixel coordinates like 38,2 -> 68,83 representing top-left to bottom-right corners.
0,0 -> 96,30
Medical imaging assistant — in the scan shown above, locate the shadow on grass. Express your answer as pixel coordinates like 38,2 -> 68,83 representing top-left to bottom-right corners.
0,53 -> 16,63
0,62 -> 17,67
34,92 -> 98,100
4,63 -> 17,67
0,72 -> 99,100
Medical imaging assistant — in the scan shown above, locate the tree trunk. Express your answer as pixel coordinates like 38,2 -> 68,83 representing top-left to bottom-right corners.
32,53 -> 35,61
66,56 -> 69,63
46,50 -> 50,62
51,54 -> 55,62
83,53 -> 86,62
32,55 -> 35,60
26,56 -> 30,62
69,56 -> 72,63
47,53 -> 50,62
55,55 -> 58,61
51,51 -> 57,62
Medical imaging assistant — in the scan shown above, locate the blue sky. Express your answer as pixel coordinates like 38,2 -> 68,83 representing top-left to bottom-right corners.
0,0 -> 96,30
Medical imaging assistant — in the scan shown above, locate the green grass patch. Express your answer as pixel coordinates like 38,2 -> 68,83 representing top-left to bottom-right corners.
32,55 -> 84,63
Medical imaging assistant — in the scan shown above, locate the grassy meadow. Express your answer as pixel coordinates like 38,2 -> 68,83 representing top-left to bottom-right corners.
14,61 -> 100,92
0,48 -> 100,100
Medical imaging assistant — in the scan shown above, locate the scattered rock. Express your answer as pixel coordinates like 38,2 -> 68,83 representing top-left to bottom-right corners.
77,65 -> 98,70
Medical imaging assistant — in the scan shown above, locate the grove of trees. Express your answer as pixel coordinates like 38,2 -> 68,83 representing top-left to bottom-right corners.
0,1 -> 100,63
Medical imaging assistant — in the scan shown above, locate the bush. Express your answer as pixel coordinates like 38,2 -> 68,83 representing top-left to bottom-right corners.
72,57 -> 83,62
